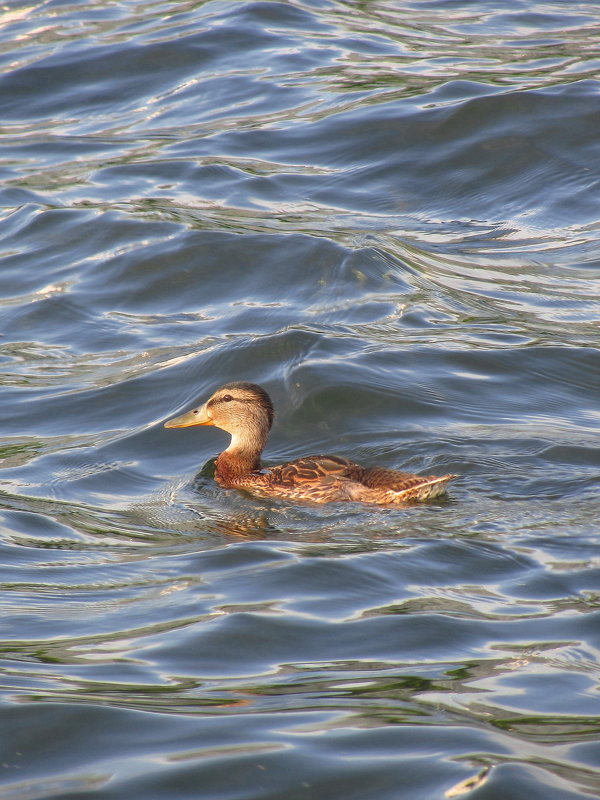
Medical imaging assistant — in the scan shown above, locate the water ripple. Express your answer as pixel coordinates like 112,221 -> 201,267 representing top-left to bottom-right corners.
1,1 -> 600,799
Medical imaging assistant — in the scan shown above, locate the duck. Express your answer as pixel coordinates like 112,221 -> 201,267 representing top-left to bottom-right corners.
164,381 -> 456,505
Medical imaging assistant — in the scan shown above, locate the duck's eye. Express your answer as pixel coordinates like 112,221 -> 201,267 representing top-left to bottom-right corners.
222,394 -> 233,402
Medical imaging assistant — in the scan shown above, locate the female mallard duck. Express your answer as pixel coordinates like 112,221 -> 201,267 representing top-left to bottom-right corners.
165,382 -> 456,505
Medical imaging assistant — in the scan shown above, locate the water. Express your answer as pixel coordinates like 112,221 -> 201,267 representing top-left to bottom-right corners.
1,1 -> 600,798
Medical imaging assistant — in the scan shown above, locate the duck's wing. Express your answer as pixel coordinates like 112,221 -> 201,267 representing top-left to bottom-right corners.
344,472 -> 457,503
258,456 -> 456,505
267,454 -> 361,486
356,466 -> 441,491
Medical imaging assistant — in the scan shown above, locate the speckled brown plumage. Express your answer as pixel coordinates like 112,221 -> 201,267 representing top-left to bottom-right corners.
165,382 -> 456,505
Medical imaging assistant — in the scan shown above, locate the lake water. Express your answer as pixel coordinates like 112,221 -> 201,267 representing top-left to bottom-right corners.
1,1 -> 600,798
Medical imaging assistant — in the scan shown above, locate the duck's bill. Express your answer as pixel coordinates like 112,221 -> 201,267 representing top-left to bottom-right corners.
164,404 -> 212,428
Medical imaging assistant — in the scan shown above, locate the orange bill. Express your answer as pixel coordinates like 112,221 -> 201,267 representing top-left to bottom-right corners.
164,404 -> 212,428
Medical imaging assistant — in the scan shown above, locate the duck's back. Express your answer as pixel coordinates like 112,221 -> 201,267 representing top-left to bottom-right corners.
231,454 -> 456,505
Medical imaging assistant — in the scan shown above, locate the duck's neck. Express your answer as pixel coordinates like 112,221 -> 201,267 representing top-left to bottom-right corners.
214,425 -> 267,484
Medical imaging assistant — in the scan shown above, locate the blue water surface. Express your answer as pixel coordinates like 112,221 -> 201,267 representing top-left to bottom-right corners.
1,1 -> 600,798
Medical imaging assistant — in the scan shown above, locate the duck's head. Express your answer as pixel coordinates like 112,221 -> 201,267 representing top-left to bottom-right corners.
164,382 -> 274,453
